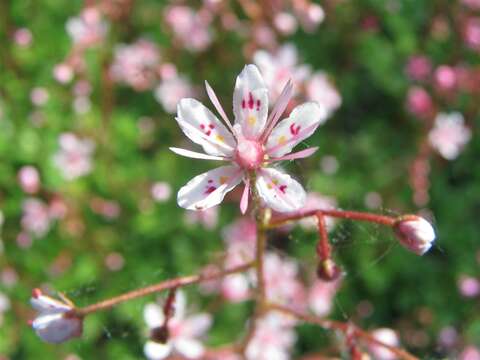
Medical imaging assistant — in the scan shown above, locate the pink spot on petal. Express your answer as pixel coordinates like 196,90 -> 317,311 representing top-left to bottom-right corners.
279,185 -> 287,193
248,92 -> 254,109
290,123 -> 301,135
256,99 -> 261,111
200,124 -> 205,129
242,99 -> 246,109
205,186 -> 216,194
208,179 -> 213,183
208,124 -> 215,129
206,130 -> 212,136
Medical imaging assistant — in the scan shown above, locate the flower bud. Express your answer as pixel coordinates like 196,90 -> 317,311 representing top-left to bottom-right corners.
30,288 -> 83,343
393,215 -> 436,255
150,325 -> 169,344
316,258 -> 342,282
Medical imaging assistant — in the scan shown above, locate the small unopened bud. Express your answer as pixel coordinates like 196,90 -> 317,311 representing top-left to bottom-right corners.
150,325 -> 169,344
317,258 -> 341,282
30,288 -> 83,343
394,215 -> 436,255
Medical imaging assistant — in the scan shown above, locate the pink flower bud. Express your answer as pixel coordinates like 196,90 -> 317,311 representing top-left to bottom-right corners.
30,288 -> 83,343
406,86 -> 433,119
394,216 -> 436,255
434,65 -> 457,91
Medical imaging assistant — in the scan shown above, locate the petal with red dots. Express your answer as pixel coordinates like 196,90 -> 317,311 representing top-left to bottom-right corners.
178,166 -> 243,211
256,168 -> 306,212
176,98 -> 236,157
233,64 -> 269,139
266,102 -> 327,157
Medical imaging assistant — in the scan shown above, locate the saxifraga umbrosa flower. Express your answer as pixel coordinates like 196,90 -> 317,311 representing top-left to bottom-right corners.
171,64 -> 327,214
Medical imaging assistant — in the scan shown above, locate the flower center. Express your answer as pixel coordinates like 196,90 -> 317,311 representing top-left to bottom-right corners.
235,138 -> 264,170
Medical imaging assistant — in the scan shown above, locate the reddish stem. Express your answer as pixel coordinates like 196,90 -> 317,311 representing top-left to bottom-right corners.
76,262 -> 253,316
268,303 -> 418,360
269,209 -> 396,228
316,212 -> 331,260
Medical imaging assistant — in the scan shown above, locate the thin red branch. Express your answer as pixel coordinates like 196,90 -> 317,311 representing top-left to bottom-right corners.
268,303 -> 418,360
76,262 -> 253,316
316,212 -> 331,260
269,209 -> 396,228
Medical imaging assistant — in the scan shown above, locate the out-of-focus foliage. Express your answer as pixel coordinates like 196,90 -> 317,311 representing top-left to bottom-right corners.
0,0 -> 479,359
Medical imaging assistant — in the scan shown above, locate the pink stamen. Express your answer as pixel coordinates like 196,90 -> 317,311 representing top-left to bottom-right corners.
268,147 -> 319,162
261,80 -> 293,142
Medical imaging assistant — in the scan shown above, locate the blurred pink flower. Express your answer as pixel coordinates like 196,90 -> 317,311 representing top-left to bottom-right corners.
306,71 -> 342,116
464,17 -> 480,51
308,278 -> 341,317
263,253 -> 306,309
434,65 -> 457,91
296,3 -> 325,33
155,70 -> 194,113
428,112 -> 471,160
13,28 -> 32,47
90,197 -> 121,219
21,198 -> 51,238
53,63 -> 74,84
406,86 -> 433,119
460,346 -> 480,360
110,39 -> 161,91
368,328 -> 400,360
405,55 -> 432,82
143,291 -> 212,360
253,44 -> 310,101
30,87 -> 49,106
458,276 -> 480,298
151,182 -> 172,202
53,133 -> 95,180
185,207 -> 219,229
66,7 -> 107,47
295,192 -> 337,230
18,166 -> 40,194
274,12 -> 298,35
245,312 -> 296,360
463,0 -> 480,10
164,6 -> 212,52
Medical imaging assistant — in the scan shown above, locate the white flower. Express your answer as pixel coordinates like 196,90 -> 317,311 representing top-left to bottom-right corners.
53,133 -> 95,180
428,112 -> 471,160
394,216 -> 436,255
172,64 -> 328,213
306,72 -> 342,116
30,288 -> 83,344
144,291 -> 212,360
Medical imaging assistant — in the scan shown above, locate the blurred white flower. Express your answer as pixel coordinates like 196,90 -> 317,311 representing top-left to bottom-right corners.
151,182 -> 172,203
144,291 -> 212,360
296,192 -> 337,230
53,133 -> 95,180
21,198 -> 51,237
428,112 -> 471,160
308,278 -> 341,317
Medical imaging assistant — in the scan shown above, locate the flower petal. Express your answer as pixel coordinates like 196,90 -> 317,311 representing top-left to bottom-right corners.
169,147 -> 228,161
144,340 -> 173,360
177,98 -> 236,156
266,102 -> 327,157
30,293 -> 72,314
174,338 -> 205,359
178,166 -> 243,211
269,147 -> 318,162
256,168 -> 306,212
183,313 -> 212,338
32,313 -> 82,344
233,64 -> 269,139
144,303 -> 165,329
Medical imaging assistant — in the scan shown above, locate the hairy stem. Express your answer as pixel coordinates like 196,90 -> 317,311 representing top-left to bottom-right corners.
75,262 -> 253,317
268,303 -> 419,360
